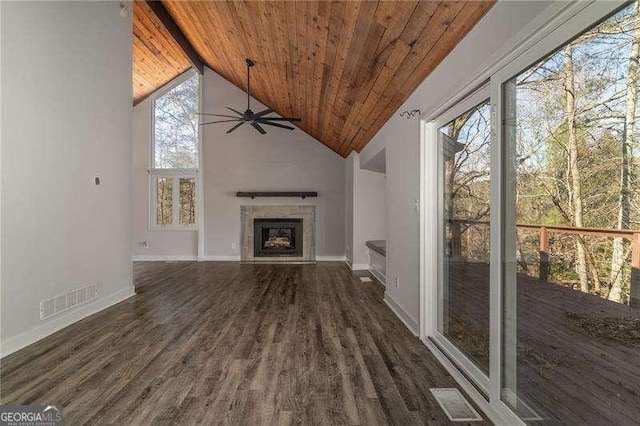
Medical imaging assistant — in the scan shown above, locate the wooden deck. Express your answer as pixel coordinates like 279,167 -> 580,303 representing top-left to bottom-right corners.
448,262 -> 640,425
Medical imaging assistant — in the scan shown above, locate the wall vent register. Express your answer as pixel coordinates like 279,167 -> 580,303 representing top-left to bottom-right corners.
40,283 -> 100,320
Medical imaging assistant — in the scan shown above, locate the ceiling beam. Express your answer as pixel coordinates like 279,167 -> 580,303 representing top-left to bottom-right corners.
144,0 -> 204,75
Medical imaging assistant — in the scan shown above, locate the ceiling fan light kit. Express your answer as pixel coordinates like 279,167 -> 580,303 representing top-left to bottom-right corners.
198,58 -> 302,135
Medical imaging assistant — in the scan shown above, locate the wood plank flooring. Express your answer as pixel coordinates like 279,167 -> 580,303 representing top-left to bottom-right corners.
0,262 -> 479,424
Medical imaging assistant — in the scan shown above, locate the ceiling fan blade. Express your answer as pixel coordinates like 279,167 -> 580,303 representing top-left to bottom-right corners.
199,119 -> 244,126
253,108 -> 275,118
227,121 -> 246,133
259,117 -> 302,122
250,121 -> 267,135
196,113 -> 242,119
227,107 -> 248,118
258,120 -> 295,131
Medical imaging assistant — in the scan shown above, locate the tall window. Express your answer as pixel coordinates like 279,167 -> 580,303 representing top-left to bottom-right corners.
150,72 -> 199,229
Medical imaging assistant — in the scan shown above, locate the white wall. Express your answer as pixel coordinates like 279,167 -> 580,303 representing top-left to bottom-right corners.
344,153 -> 355,264
345,151 -> 386,269
202,70 -> 345,259
1,1 -> 134,354
131,98 -> 198,259
131,69 -> 345,261
358,1 -> 553,331
353,168 -> 386,267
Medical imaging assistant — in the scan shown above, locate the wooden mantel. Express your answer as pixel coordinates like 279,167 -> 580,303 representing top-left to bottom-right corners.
236,192 -> 318,200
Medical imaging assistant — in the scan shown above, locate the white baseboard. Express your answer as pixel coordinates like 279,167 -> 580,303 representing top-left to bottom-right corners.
132,255 -> 198,261
134,255 -> 348,263
316,255 -> 346,262
384,293 -> 419,336
0,286 -> 136,358
369,268 -> 386,286
200,255 -> 242,261
200,255 -> 346,262
349,263 -> 369,271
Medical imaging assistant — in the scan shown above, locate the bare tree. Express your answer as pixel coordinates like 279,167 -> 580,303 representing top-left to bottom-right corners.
610,0 -> 640,302
443,103 -> 491,260
564,44 -> 591,292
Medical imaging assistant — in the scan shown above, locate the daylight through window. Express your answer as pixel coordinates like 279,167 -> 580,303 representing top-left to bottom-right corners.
150,72 -> 199,228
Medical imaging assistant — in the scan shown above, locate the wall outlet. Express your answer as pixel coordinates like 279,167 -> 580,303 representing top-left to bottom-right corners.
231,243 -> 237,250
141,241 -> 148,248
395,277 -> 400,288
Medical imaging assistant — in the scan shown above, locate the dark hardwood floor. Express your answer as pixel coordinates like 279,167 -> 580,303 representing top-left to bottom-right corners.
1,262 -> 481,424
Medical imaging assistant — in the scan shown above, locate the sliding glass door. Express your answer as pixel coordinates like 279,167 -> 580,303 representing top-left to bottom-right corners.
424,1 -> 638,423
499,2 -> 640,423
432,89 -> 492,391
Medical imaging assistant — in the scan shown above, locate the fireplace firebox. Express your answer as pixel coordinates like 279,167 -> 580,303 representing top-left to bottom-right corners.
253,218 -> 303,257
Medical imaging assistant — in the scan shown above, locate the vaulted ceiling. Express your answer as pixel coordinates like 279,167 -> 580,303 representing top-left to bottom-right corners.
133,1 -> 191,103
132,0 -> 495,157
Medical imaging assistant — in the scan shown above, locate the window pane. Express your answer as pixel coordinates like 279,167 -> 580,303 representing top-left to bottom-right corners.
156,177 -> 173,225
154,74 -> 198,169
438,100 -> 491,375
179,178 -> 196,225
503,3 -> 640,422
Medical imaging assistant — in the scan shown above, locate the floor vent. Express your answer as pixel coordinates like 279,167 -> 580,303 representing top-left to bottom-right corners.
359,276 -> 372,282
430,388 -> 482,422
40,283 -> 99,320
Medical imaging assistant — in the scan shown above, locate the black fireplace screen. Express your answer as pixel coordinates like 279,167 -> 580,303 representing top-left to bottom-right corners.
253,218 -> 303,257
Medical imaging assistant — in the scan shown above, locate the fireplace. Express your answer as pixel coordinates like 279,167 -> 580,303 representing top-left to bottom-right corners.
253,218 -> 303,257
241,206 -> 315,262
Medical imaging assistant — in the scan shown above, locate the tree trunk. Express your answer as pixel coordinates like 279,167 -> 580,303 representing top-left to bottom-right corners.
586,247 -> 602,293
610,1 -> 639,302
446,118 -> 470,259
564,44 -> 590,293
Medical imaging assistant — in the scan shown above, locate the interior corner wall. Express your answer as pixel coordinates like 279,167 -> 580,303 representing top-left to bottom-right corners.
1,1 -> 134,354
344,152 -> 356,264
201,69 -> 345,259
131,98 -> 198,259
345,151 -> 386,269
358,0 -> 553,327
353,168 -> 386,267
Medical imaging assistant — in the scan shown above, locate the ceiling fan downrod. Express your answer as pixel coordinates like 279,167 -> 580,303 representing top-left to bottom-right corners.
246,58 -> 254,114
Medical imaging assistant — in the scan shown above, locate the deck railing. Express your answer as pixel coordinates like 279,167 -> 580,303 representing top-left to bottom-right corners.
449,219 -> 640,308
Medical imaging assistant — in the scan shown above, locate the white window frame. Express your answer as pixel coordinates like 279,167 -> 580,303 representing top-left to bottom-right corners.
149,70 -> 200,231
428,85 -> 492,395
420,1 -> 629,424
149,170 -> 198,230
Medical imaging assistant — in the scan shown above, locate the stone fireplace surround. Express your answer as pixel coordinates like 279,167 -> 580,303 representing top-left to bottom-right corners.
240,205 -> 316,262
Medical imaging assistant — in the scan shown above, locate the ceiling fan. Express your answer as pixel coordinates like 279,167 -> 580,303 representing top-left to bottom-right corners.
198,58 -> 301,135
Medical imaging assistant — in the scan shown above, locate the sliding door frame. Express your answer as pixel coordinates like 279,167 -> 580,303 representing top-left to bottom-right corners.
419,1 -> 628,424
426,86 -> 492,396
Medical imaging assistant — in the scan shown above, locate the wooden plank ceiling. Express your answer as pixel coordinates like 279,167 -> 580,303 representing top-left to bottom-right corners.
133,1 -> 495,157
132,1 -> 191,103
